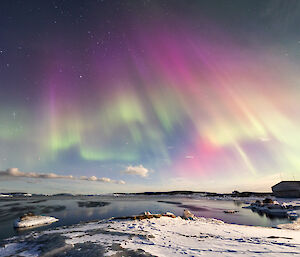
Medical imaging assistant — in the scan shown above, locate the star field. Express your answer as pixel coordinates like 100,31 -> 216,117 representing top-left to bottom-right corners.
0,0 -> 300,193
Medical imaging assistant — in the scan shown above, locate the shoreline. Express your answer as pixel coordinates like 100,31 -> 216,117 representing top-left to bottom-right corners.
1,214 -> 300,257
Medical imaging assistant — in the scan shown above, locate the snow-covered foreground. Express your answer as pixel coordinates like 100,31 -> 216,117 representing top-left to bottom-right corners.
1,216 -> 300,257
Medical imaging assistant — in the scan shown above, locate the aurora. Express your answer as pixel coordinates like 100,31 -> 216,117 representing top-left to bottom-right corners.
0,0 -> 300,194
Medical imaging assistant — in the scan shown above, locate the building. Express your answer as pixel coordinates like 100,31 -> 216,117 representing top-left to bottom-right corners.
272,181 -> 300,198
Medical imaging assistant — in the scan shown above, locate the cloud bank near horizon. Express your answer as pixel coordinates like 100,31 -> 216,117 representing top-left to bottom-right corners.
0,168 -> 125,185
123,165 -> 151,177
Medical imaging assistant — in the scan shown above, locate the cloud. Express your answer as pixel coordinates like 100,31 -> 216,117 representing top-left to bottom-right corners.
80,175 -> 125,184
123,165 -> 151,177
185,155 -> 194,159
0,168 -> 125,184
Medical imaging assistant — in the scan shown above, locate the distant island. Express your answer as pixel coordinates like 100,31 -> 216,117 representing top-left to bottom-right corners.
0,190 -> 273,198
115,190 -> 273,197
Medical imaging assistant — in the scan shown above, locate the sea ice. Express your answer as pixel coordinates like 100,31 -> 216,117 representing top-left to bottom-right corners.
14,215 -> 58,228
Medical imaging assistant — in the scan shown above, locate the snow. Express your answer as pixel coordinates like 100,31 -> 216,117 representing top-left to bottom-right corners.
278,219 -> 300,230
193,195 -> 300,206
0,194 -> 12,197
14,215 -> 58,228
1,215 -> 300,256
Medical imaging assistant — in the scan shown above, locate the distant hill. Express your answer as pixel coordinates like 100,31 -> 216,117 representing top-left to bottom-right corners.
115,190 -> 273,197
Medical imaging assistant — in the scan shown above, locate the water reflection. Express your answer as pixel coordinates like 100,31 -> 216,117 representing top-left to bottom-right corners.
0,196 -> 295,241
233,200 -> 243,207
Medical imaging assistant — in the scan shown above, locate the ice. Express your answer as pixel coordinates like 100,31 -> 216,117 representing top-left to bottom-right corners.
14,215 -> 58,228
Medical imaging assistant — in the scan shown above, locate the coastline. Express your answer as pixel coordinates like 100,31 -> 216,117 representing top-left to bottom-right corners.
1,214 -> 300,256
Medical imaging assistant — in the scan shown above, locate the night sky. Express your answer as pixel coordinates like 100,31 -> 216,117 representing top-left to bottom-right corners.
1,0 -> 300,194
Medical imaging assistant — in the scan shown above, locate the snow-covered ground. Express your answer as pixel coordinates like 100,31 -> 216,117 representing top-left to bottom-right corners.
0,194 -> 12,198
191,195 -> 300,205
278,219 -> 300,230
1,215 -> 300,257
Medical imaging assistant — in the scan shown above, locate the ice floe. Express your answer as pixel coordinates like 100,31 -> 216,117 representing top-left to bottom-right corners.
14,213 -> 58,228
